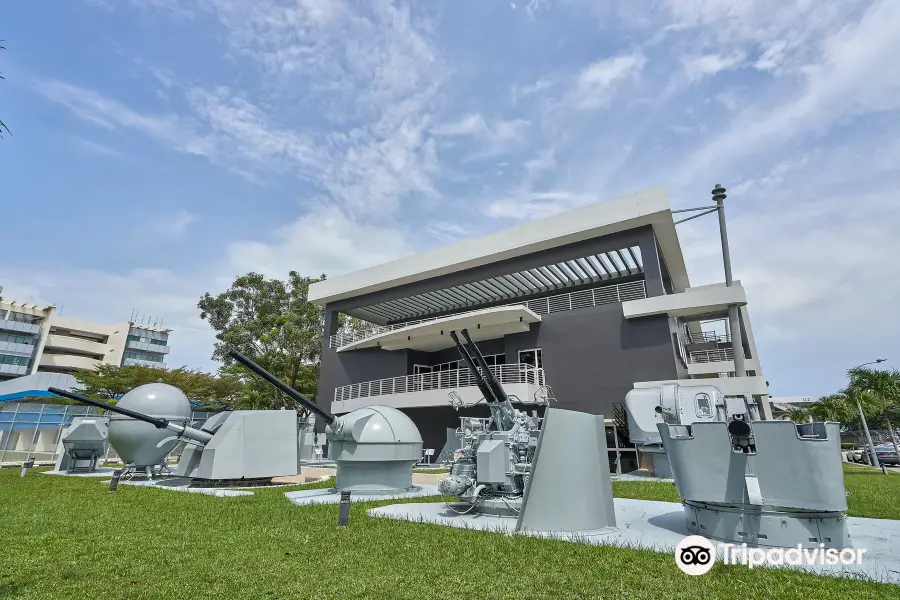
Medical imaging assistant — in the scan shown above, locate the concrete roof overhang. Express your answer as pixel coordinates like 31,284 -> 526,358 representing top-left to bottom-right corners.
309,187 -> 690,311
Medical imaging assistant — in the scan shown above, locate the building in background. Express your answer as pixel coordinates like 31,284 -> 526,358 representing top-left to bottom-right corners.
309,187 -> 771,472
0,294 -> 178,464
1,294 -> 172,384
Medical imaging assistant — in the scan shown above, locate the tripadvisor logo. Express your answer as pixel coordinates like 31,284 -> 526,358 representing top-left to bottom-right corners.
675,535 -> 867,575
675,535 -> 716,575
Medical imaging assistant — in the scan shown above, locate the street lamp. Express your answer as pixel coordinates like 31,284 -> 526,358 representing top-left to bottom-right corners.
851,358 -> 887,470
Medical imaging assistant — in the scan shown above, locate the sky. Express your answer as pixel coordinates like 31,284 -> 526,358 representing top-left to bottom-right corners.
1,0 -> 899,400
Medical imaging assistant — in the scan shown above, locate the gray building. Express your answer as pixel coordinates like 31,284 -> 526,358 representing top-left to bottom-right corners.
309,187 -> 771,460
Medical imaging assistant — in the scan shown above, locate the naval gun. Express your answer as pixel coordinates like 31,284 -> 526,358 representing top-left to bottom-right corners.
53,416 -> 110,474
437,329 -> 617,531
627,383 -> 850,548
228,351 -> 424,494
49,386 -> 300,482
438,328 -> 548,514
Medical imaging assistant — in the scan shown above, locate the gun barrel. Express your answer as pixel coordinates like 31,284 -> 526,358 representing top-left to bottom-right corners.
449,330 -> 500,404
228,351 -> 336,425
48,387 -> 214,445
49,387 -> 169,429
460,329 -> 510,404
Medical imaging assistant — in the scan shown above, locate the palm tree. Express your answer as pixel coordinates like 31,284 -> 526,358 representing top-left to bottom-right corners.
786,406 -> 810,423
807,392 -> 856,425
847,367 -> 900,458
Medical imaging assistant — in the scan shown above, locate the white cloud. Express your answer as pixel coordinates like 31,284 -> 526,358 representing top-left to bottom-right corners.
568,52 -> 646,110
485,190 -> 598,220
433,113 -> 531,160
673,0 -> 900,185
226,206 -> 413,280
160,211 -> 197,237
681,52 -> 746,83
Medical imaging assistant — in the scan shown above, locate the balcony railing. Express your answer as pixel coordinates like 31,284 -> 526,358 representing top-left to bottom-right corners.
334,364 -> 545,403
330,280 -> 647,349
685,331 -> 731,344
687,348 -> 734,364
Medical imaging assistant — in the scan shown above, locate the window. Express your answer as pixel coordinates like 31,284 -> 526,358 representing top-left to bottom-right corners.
0,354 -> 30,366
518,348 -> 542,369
694,393 -> 713,418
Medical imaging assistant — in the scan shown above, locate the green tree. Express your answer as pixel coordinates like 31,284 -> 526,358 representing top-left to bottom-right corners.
807,393 -> 858,425
70,364 -> 244,407
1,40 -> 10,138
198,271 -> 329,413
786,406 -> 810,423
847,367 -> 900,452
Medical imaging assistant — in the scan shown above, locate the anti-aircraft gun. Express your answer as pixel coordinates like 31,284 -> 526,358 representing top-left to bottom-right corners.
438,329 -> 548,514
49,386 -> 300,482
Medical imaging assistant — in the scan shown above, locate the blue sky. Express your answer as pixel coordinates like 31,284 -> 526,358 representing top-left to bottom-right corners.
2,0 -> 898,399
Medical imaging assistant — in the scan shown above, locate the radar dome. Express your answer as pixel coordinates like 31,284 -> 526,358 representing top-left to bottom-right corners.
108,383 -> 192,469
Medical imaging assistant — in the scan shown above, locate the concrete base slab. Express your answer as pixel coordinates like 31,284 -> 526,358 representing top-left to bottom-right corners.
368,498 -> 900,584
612,473 -> 675,483
114,477 -> 255,498
286,484 -> 440,506
42,468 -> 120,478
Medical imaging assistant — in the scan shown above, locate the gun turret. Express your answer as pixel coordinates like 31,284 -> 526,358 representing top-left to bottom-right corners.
228,351 -> 337,426
48,387 -> 214,445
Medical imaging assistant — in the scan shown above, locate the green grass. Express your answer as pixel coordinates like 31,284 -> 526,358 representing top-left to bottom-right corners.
842,463 -> 900,519
0,466 -> 897,599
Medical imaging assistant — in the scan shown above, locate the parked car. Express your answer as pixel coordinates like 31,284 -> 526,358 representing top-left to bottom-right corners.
847,446 -> 867,463
856,444 -> 900,466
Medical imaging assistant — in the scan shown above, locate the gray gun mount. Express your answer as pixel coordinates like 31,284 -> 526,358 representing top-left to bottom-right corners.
54,416 -> 110,474
636,388 -> 852,548
229,352 -> 423,494
439,329 -> 549,514
439,330 -> 616,530
49,387 -> 300,482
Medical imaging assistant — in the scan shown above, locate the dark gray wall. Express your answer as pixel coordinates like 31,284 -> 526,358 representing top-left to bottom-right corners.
320,302 -> 680,451
503,302 -> 679,418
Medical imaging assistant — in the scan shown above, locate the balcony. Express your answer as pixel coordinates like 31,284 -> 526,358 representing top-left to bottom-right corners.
331,280 -> 647,349
123,357 -> 167,368
622,282 -> 746,320
45,334 -> 108,356
0,364 -> 29,376
685,348 -> 761,377
126,340 -> 171,354
0,319 -> 41,336
332,364 -> 546,414
39,354 -> 101,372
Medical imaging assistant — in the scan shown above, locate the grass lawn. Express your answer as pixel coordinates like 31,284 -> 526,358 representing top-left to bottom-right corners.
1,465 -> 897,600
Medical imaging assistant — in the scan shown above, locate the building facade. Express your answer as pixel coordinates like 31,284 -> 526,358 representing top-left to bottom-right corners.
0,296 -> 172,383
309,188 -> 771,460
0,296 -> 176,464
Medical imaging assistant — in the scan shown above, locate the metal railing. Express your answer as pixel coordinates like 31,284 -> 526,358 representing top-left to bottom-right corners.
334,364 -> 545,402
687,348 -> 735,364
685,331 -> 731,344
330,280 -> 647,349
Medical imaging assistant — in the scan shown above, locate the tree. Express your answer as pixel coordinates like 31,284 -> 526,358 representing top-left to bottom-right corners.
847,367 -> 900,455
1,40 -> 10,138
785,406 -> 810,423
198,271 -> 330,413
807,393 -> 857,425
70,364 -> 244,408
